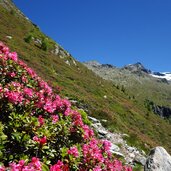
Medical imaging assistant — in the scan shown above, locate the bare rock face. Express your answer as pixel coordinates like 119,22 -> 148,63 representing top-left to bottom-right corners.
144,147 -> 171,171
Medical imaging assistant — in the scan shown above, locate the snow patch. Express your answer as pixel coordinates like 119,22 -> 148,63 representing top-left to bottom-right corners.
151,72 -> 171,81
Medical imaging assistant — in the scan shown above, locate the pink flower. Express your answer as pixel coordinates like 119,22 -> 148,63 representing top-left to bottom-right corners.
19,160 -> 25,166
8,52 -> 18,61
33,136 -> 47,145
21,76 -> 28,83
43,99 -> 55,113
0,42 -> 9,54
102,140 -> 111,151
4,91 -> 23,104
71,111 -> 83,126
30,157 -> 42,170
123,166 -> 133,171
82,125 -> 94,140
93,166 -> 102,171
0,165 -> 5,171
3,47 -> 9,54
33,136 -> 39,142
0,86 -> 3,93
9,72 -> 16,77
24,87 -> 33,98
50,160 -> 64,171
67,146 -> 79,158
39,136 -> 47,145
38,115 -> 45,126
26,67 -> 37,78
52,115 -> 59,123
64,107 -> 71,116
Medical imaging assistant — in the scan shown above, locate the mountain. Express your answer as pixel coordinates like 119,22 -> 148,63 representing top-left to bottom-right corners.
84,61 -> 171,108
1,0 -> 171,160
123,62 -> 151,75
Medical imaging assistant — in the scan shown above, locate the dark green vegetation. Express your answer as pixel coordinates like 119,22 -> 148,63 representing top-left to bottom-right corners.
0,0 -> 171,154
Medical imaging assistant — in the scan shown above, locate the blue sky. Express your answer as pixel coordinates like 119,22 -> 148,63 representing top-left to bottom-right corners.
13,0 -> 171,71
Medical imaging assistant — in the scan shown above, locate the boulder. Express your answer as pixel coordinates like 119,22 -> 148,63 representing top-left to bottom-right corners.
144,146 -> 171,171
88,116 -> 99,123
134,155 -> 146,166
98,129 -> 108,136
110,143 -> 120,152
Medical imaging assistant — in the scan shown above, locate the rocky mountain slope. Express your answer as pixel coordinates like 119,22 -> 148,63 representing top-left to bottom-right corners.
1,0 -> 171,164
84,61 -> 171,117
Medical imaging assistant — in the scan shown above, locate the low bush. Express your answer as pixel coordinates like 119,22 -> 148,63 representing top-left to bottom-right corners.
0,42 -> 132,171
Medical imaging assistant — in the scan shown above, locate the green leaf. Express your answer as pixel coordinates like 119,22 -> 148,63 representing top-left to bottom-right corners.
42,163 -> 50,171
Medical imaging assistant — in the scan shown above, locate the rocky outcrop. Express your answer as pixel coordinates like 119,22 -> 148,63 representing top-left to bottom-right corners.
152,105 -> 171,118
84,61 -> 101,67
144,147 -> 171,171
88,116 -> 146,167
145,100 -> 171,119
101,64 -> 115,68
123,62 -> 151,75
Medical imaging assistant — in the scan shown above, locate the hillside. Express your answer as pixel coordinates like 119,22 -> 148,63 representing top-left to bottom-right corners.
1,0 -> 171,157
0,42 -> 133,170
84,61 -> 171,110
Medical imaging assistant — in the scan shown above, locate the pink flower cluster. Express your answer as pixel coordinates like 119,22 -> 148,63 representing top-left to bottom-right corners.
33,136 -> 47,145
67,146 -> 79,158
0,158 -> 42,171
50,161 -> 69,171
0,42 -> 132,171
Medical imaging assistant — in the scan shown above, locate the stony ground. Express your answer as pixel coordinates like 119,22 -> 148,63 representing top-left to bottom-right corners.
88,116 -> 146,167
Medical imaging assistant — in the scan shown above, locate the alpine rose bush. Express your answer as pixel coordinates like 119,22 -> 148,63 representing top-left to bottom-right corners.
0,42 -> 132,171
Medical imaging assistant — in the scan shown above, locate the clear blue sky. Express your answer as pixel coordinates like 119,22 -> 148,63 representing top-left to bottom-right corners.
13,0 -> 171,71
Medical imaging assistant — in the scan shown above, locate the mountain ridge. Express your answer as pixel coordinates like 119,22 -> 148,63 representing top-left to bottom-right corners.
84,60 -> 171,82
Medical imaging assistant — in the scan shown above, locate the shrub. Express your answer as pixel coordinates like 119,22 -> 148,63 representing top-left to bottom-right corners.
41,39 -> 49,51
24,35 -> 32,43
0,42 -> 132,171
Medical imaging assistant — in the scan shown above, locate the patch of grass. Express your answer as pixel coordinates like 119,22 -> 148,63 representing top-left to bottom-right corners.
133,163 -> 144,171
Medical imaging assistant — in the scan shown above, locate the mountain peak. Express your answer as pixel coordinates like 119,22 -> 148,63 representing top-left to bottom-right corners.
123,62 -> 151,74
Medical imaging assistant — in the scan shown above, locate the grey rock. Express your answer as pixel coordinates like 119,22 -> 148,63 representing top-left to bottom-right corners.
111,151 -> 125,158
93,122 -> 102,127
34,38 -> 42,45
134,155 -> 146,166
101,119 -> 107,123
84,61 -> 101,67
72,59 -> 77,66
54,45 -> 60,55
59,50 -> 66,57
144,146 -> 171,171
103,95 -> 107,99
110,143 -> 120,152
98,129 -> 108,136
152,105 -> 171,119
127,147 -> 135,153
106,134 -> 112,140
88,116 -> 99,123
65,60 -> 70,66
6,35 -> 12,39
129,153 -> 135,158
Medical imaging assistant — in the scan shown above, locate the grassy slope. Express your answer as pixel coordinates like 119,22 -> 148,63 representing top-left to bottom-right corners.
0,0 -> 171,153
